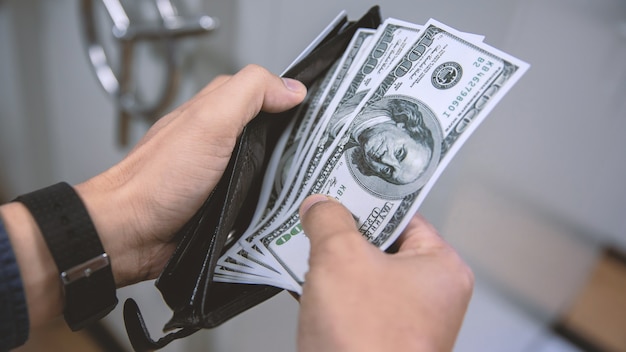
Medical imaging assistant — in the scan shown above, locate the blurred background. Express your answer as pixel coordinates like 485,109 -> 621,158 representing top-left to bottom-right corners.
1,0 -> 625,351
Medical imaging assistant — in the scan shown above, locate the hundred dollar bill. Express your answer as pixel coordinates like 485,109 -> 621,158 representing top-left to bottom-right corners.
214,21 -> 420,284
231,20 -> 426,280
280,29 -> 377,196
215,63 -> 341,279
242,19 -> 423,243
252,28 -> 377,232
254,18 -> 529,292
222,19 -> 480,278
215,29 -> 378,282
225,20 -> 486,286
218,20 -> 427,287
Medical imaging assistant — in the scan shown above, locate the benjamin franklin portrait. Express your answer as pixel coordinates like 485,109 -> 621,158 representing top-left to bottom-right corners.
328,94 -> 443,198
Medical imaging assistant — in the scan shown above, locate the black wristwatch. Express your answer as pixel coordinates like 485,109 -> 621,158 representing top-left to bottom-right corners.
15,182 -> 118,330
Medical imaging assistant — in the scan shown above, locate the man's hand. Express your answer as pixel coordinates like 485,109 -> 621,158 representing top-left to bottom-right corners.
297,194 -> 474,352
1,65 -> 306,327
75,65 -> 307,287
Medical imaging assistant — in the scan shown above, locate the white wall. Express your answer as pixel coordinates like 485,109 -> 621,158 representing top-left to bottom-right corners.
0,0 -> 55,195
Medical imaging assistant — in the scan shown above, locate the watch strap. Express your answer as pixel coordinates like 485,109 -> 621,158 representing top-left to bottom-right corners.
15,182 -> 118,330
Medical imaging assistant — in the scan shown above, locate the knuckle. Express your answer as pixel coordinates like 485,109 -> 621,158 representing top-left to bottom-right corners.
214,73 -> 230,80
458,262 -> 475,293
211,74 -> 231,85
236,64 -> 274,116
429,244 -> 474,295
465,264 -> 476,291
448,251 -> 474,293
314,230 -> 363,259
240,64 -> 270,79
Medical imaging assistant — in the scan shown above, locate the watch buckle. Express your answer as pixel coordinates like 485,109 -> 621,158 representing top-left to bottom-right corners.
61,253 -> 111,284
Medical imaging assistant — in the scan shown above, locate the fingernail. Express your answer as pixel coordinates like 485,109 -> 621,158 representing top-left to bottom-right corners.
282,77 -> 305,92
300,194 -> 332,215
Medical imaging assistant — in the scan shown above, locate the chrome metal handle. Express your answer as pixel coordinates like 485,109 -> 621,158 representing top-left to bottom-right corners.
79,0 -> 218,146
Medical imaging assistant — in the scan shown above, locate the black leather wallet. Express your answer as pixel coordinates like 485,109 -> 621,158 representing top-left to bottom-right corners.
123,6 -> 382,351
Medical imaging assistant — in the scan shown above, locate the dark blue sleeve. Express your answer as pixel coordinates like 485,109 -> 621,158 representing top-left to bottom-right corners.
0,216 -> 29,350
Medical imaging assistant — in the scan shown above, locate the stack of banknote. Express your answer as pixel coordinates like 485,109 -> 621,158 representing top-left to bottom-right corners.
213,15 -> 529,294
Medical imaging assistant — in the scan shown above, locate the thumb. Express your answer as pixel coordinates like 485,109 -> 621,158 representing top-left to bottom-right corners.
185,65 -> 307,140
210,64 -> 307,120
299,195 -> 361,249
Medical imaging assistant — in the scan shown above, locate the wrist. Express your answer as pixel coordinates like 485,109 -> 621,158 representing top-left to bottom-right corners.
13,182 -> 121,330
0,202 -> 63,327
74,174 -> 145,287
